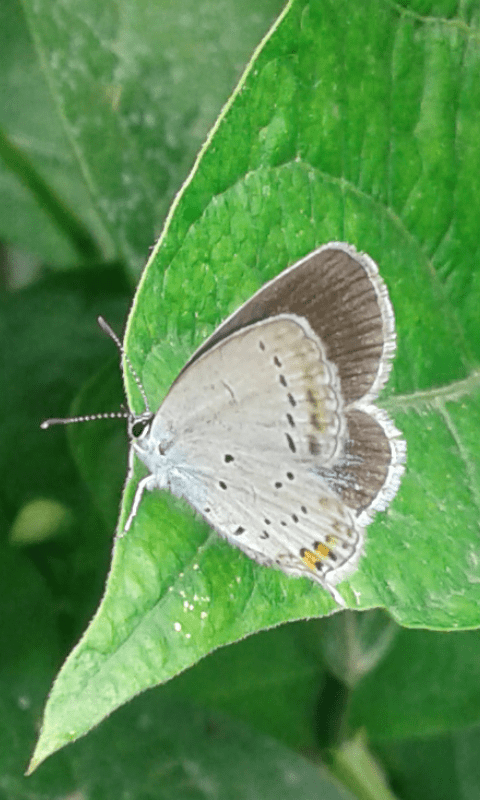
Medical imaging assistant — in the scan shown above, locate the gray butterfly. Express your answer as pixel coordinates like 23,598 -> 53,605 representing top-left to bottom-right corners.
43,243 -> 406,606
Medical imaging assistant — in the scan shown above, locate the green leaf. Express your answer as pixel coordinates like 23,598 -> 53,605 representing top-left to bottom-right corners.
0,556 -> 352,799
162,621 -> 326,752
19,0 -> 284,272
376,725 -> 480,800
351,627 -> 480,740
30,0 -> 480,771
0,545 -> 70,794
0,266 -> 131,666
67,695 -> 360,800
0,266 -> 129,515
0,0 -> 112,266
67,358 -> 129,531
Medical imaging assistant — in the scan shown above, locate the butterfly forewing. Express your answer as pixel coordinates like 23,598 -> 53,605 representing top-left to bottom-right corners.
157,315 -> 346,470
180,243 -> 395,405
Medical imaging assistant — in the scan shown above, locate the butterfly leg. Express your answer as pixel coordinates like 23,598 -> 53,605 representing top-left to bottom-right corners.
121,474 -> 158,535
323,581 -> 347,608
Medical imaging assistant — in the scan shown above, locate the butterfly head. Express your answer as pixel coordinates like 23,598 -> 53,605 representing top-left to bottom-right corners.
127,409 -> 163,474
128,410 -> 155,441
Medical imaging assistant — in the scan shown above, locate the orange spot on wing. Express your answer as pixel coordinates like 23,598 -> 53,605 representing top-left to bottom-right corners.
301,549 -> 319,570
315,541 -> 331,558
301,538 -> 337,571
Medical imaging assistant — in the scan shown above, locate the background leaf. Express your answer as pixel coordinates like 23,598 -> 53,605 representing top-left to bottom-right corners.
0,554 -> 355,800
18,0 -> 284,273
0,0 -> 112,267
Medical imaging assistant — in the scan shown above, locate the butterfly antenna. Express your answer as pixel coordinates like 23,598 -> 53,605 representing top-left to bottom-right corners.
97,316 -> 150,412
41,411 -> 130,429
41,317 -> 150,430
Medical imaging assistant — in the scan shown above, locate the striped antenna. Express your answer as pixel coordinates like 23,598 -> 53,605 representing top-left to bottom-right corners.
41,316 -> 150,429
97,317 -> 150,413
41,410 -> 129,429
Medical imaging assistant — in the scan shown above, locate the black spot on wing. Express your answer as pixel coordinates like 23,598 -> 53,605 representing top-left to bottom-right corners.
285,433 -> 296,453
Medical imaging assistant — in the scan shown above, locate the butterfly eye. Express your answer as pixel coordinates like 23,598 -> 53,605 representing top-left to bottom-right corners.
131,419 -> 150,438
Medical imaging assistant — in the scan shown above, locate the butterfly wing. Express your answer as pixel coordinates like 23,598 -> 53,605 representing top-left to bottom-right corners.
172,243 -> 405,525
180,243 -> 395,404
147,314 -> 363,599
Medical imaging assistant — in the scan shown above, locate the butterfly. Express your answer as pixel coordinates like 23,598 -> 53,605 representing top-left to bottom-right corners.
43,243 -> 406,606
